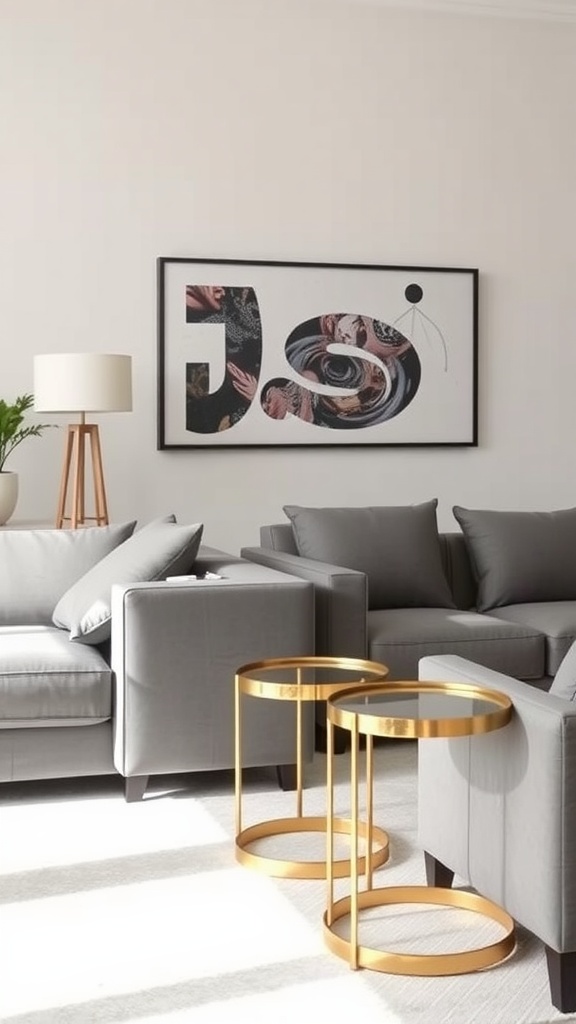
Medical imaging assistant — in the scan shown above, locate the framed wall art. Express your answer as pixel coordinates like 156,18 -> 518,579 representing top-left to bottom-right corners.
157,257 -> 478,449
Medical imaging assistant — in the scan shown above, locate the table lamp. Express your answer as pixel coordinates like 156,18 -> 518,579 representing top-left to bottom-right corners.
33,353 -> 133,529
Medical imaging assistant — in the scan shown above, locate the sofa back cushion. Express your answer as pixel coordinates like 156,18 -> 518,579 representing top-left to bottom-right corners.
439,533 -> 478,610
453,505 -> 576,612
53,519 -> 204,645
549,639 -> 576,700
283,501 -> 455,610
0,522 -> 136,626
260,523 -> 299,555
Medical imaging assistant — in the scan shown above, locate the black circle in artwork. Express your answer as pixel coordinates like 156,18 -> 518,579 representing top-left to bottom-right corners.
405,284 -> 423,304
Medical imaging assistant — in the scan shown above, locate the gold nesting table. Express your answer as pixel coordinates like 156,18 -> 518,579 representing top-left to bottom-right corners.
234,656 -> 390,880
323,680 -> 515,976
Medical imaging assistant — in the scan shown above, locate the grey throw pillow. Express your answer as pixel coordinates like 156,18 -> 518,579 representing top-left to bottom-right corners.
453,505 -> 576,612
283,501 -> 455,610
53,520 -> 203,645
549,640 -> 576,700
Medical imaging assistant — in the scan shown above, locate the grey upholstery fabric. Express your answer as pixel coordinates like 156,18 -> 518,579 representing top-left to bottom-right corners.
53,520 -> 203,645
247,528 -> 549,682
418,654 -> 576,953
0,626 -> 111,722
489,601 -> 576,675
259,523 -> 298,555
0,543 -> 317,789
111,555 -> 315,776
438,532 -> 477,610
241,546 -> 368,658
261,525 -> 481,613
0,521 -> 136,626
369,607 -> 545,681
262,523 -> 479,612
453,505 -> 576,612
284,501 -> 455,611
550,640 -> 576,700
0,721 -> 114,783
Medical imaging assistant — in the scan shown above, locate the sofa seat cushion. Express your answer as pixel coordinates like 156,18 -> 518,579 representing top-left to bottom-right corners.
368,607 -> 545,681
0,626 -> 111,724
489,602 -> 576,675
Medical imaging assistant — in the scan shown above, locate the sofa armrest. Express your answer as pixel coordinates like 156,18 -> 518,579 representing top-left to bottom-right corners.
241,545 -> 368,659
110,563 -> 315,779
417,654 -> 576,951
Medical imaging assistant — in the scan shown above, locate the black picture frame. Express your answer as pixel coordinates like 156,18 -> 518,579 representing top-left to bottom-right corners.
157,257 -> 478,449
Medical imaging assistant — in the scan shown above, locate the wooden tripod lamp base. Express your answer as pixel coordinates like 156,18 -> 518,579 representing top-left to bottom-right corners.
33,353 -> 133,532
56,423 -> 109,529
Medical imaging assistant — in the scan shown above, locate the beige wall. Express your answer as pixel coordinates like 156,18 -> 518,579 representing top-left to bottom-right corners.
2,0 -> 575,548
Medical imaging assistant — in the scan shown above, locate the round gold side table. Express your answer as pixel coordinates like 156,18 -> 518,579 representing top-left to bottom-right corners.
323,680 -> 515,975
235,656 -> 390,880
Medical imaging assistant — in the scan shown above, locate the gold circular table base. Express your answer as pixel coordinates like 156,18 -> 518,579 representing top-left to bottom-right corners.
235,814 -> 390,880
323,885 -> 516,975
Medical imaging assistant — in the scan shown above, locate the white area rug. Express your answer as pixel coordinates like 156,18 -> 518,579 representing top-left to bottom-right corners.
0,743 -> 571,1024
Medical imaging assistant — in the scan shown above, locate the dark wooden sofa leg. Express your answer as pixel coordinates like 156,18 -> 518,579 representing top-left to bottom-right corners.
545,947 -> 576,1012
424,850 -> 455,888
276,764 -> 298,791
125,774 -> 149,802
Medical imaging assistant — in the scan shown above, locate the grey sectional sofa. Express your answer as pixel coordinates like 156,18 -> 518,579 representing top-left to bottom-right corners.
0,520 -> 314,799
242,502 -> 576,691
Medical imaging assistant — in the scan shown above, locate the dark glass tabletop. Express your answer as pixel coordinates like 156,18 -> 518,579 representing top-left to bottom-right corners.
327,681 -> 512,738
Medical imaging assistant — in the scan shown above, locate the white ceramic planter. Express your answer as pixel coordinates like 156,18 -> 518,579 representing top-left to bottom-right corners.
0,472 -> 18,525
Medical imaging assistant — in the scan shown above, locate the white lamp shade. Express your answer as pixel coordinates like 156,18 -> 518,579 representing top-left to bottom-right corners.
33,354 -> 133,413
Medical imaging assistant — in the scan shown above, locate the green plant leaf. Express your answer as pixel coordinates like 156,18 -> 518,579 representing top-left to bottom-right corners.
0,393 -> 53,472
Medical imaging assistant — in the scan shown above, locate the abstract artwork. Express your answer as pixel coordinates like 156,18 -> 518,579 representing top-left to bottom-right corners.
157,258 -> 478,448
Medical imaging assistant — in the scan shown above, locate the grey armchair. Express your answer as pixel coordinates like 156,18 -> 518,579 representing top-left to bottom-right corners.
417,653 -> 576,1013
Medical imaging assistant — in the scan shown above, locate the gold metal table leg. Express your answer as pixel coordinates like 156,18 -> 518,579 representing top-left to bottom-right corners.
234,663 -> 389,880
323,684 -> 516,975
